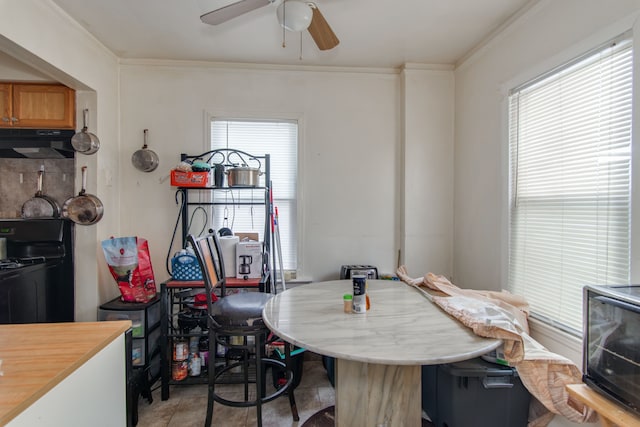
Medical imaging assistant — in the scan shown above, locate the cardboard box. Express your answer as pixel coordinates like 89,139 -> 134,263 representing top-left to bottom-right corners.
235,232 -> 259,242
236,240 -> 262,279
170,170 -> 209,187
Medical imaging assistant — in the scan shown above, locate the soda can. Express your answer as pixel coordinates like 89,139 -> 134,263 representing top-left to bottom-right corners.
352,275 -> 367,314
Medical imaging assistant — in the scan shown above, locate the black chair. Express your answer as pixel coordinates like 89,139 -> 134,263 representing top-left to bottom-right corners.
187,231 -> 299,427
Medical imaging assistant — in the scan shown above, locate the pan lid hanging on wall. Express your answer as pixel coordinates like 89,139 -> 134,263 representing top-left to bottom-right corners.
132,129 -> 159,172
61,166 -> 104,225
71,109 -> 100,155
21,167 -> 61,219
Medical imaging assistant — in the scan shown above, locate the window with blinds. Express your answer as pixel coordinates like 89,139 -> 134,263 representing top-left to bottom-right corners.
211,119 -> 298,270
507,33 -> 633,333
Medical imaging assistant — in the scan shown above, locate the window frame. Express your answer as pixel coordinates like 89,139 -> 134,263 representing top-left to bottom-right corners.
505,32 -> 634,335
204,111 -> 304,275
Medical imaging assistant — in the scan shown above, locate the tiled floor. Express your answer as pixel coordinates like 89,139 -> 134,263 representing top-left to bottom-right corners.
137,352 -> 335,427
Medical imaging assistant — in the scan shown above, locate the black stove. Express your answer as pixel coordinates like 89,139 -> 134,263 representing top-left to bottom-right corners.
0,219 -> 74,323
0,257 -> 47,270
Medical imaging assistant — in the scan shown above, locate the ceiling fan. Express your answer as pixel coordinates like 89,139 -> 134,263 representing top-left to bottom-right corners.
200,0 -> 339,51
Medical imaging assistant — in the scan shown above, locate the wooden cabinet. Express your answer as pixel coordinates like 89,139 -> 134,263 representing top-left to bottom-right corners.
0,82 -> 75,129
0,83 -> 12,126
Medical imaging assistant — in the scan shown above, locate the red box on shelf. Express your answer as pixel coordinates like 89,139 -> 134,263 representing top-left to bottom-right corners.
170,170 -> 209,187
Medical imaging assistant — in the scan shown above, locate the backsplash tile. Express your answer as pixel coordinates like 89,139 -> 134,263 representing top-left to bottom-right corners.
0,159 -> 75,218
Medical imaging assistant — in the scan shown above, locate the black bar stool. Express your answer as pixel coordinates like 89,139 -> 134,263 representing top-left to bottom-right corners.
188,232 -> 299,427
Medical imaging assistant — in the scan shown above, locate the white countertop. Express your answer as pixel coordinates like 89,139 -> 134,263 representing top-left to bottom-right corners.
263,279 -> 501,365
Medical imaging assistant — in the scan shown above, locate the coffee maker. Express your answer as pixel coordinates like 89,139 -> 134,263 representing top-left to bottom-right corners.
238,255 -> 252,275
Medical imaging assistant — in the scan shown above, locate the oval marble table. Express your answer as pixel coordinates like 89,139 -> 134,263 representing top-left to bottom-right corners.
262,279 -> 501,427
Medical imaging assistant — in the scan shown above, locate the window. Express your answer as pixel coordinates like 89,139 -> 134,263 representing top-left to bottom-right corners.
210,119 -> 298,271
507,33 -> 633,333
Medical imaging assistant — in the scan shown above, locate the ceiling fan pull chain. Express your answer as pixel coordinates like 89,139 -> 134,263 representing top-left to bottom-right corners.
299,31 -> 303,60
282,24 -> 286,48
282,0 -> 287,48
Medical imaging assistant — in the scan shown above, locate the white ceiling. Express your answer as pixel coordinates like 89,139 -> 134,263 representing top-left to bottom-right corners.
51,0 -> 534,68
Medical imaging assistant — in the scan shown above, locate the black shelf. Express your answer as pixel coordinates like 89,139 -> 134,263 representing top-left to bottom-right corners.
162,149 -> 275,401
99,296 -> 161,426
160,280 -> 267,399
175,150 -> 271,250
177,186 -> 268,190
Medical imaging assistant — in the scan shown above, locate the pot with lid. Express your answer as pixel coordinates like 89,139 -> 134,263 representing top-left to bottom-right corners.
226,166 -> 262,187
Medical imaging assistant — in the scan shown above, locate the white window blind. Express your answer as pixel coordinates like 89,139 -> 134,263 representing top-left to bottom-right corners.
211,119 -> 298,270
507,34 -> 633,333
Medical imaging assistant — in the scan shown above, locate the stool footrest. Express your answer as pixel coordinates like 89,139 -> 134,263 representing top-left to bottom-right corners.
212,358 -> 293,407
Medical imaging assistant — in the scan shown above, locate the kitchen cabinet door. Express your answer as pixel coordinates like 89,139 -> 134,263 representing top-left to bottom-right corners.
0,83 -> 75,129
0,83 -> 12,127
11,83 -> 75,129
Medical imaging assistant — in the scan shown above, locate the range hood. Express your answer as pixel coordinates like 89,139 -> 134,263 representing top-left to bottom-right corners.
0,128 -> 75,159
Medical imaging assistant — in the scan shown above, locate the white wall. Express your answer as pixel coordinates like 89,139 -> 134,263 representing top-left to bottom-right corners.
118,63 -> 453,282
453,1 -> 640,425
453,0 -> 640,291
0,51 -> 51,81
401,66 -> 454,277
0,0 -> 455,316
0,0 -> 121,320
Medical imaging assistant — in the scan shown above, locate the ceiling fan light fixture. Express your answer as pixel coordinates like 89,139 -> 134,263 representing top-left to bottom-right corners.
276,0 -> 313,32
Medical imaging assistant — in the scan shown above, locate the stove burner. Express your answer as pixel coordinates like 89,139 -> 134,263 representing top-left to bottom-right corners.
0,257 -> 46,270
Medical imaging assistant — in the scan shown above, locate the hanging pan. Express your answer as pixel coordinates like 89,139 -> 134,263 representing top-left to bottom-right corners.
71,109 -> 100,155
22,169 -> 61,219
62,166 -> 104,225
132,129 -> 159,172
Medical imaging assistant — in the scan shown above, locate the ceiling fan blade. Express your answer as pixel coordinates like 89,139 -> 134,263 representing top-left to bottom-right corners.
307,6 -> 339,51
200,0 -> 271,25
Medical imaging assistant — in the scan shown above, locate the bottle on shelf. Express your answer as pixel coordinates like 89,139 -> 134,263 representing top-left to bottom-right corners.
189,353 -> 201,376
199,335 -> 209,372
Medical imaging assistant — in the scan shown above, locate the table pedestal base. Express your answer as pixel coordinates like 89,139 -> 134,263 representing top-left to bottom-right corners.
335,359 -> 421,427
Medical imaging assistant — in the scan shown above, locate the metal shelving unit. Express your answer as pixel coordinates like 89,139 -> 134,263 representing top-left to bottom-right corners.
160,149 -> 273,400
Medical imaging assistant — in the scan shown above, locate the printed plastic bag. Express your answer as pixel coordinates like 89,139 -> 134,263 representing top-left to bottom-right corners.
102,236 -> 157,303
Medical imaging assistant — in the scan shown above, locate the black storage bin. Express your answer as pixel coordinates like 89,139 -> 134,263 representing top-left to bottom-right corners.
322,355 -> 335,387
271,347 -> 306,390
422,358 -> 531,427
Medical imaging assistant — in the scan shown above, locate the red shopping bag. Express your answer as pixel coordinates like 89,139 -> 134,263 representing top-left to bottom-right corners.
102,236 -> 157,303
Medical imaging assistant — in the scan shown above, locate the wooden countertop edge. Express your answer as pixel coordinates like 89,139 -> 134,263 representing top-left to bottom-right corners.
0,320 -> 131,426
566,384 -> 640,427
